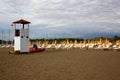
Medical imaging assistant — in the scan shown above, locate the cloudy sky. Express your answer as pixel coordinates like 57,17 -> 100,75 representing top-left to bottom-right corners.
0,0 -> 120,39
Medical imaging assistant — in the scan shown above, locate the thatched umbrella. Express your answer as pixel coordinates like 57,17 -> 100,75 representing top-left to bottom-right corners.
74,40 -> 77,45
99,38 -> 102,45
83,39 -> 86,45
54,40 -> 57,45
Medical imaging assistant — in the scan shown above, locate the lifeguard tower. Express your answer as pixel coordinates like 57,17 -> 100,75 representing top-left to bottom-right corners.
12,19 -> 31,53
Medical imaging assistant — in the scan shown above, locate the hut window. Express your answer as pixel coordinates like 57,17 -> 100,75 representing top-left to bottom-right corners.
15,29 -> 20,36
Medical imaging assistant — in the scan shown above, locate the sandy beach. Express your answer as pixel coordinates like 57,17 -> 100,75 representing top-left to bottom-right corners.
0,48 -> 120,80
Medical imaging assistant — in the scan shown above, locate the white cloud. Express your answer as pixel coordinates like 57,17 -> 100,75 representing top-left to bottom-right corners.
0,0 -> 120,38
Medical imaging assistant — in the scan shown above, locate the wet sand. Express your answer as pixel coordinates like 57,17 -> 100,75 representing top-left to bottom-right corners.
0,48 -> 120,80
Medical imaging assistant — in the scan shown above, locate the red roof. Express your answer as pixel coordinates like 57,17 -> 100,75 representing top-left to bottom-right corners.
13,19 -> 31,24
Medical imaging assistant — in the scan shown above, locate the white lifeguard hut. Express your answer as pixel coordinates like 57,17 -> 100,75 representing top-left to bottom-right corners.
12,19 -> 31,53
